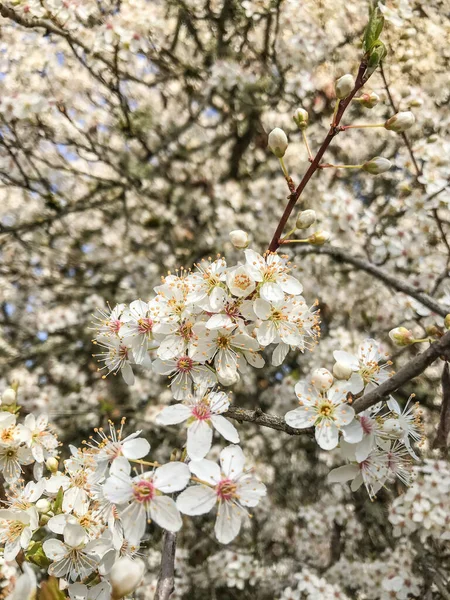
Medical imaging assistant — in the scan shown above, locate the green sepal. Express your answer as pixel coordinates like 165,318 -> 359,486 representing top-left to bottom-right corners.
25,542 -> 51,569
53,486 -> 64,514
38,576 -> 68,600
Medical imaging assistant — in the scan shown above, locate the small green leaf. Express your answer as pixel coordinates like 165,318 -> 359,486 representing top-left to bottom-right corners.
363,5 -> 385,55
25,543 -> 51,569
53,486 -> 64,514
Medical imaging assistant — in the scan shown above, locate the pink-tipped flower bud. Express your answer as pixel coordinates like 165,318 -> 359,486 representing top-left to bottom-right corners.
359,91 -> 380,109
110,557 -> 145,599
335,74 -> 355,99
229,229 -> 249,249
311,368 -> 334,391
296,209 -> 316,230
307,231 -> 330,245
384,111 -> 415,133
268,128 -> 288,158
389,327 -> 414,347
362,156 -> 392,175
293,107 -> 309,129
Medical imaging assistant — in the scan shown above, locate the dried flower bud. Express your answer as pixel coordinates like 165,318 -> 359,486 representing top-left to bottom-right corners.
359,91 -> 380,109
229,229 -> 249,249
46,457 -> 59,473
1,388 -> 16,406
296,209 -> 316,230
362,156 -> 392,175
307,231 -> 330,245
384,111 -> 415,133
111,557 -> 145,599
268,128 -> 288,158
335,74 -> 355,99
311,368 -> 334,391
389,327 -> 414,346
293,107 -> 309,129
333,361 -> 353,381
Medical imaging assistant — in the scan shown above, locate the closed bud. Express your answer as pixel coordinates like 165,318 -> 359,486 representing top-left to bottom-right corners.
293,107 -> 309,129
384,111 -> 415,133
359,91 -> 380,108
1,388 -> 16,406
307,231 -> 330,245
333,361 -> 353,381
311,368 -> 334,391
362,156 -> 392,175
110,557 -> 145,599
36,498 -> 51,513
229,229 -> 249,249
389,327 -> 414,346
335,74 -> 355,99
296,209 -> 316,230
382,418 -> 403,437
46,457 -> 59,473
268,127 -> 288,158
445,314 -> 450,330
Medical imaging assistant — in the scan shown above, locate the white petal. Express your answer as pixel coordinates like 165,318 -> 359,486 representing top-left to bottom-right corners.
206,313 -> 233,330
103,475 -> 133,505
208,391 -> 229,414
256,321 -> 277,346
237,477 -> 266,507
121,362 -> 135,386
214,501 -> 243,544
328,465 -> 359,483
355,435 -> 375,463
189,459 -> 221,485
123,438 -> 150,460
176,485 -> 217,516
333,404 -> 355,427
150,496 -> 182,532
272,342 -> 290,366
43,539 -> 67,562
157,336 -> 185,360
332,350 -> 358,369
210,415 -> 240,443
278,275 -> 303,295
341,419 -> 364,444
155,404 -> 191,426
63,523 -> 86,548
260,282 -> 284,303
244,350 -> 265,368
209,287 -> 227,311
120,502 -> 146,545
152,359 -> 176,376
187,420 -> 213,460
154,462 -> 191,493
315,420 -> 339,450
284,407 -> 316,429
220,445 -> 245,479
253,298 -> 271,320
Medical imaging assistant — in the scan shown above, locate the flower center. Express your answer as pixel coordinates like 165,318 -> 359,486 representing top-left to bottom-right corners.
8,521 -> 25,541
179,321 -> 194,341
109,319 -> 121,334
133,479 -> 155,503
73,472 -> 88,488
318,401 -> 333,418
1,428 -> 14,443
177,356 -> 194,373
138,318 -> 153,334
234,274 -> 251,290
217,335 -> 231,350
360,415 -> 373,434
119,345 -> 129,360
216,478 -> 237,501
191,402 -> 211,421
360,360 -> 380,383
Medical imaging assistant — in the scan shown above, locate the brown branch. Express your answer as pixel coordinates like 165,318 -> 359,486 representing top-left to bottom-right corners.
293,245 -> 448,318
224,405 -> 310,436
353,330 -> 450,413
154,531 -> 177,600
267,57 -> 370,252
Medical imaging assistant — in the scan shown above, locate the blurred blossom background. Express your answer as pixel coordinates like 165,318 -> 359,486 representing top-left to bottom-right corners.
0,0 -> 449,597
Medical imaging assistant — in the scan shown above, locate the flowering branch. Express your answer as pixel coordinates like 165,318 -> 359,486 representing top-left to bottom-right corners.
224,405 -> 309,436
267,57 -> 371,253
294,245 -> 448,317
353,330 -> 450,413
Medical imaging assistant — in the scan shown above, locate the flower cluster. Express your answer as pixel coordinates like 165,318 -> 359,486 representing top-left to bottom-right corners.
92,249 -> 319,391
284,339 -> 423,498
0,388 -> 266,597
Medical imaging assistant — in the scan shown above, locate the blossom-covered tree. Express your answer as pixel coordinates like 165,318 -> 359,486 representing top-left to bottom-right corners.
0,0 -> 449,598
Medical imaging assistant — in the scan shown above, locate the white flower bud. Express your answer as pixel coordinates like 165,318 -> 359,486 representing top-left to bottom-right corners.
36,499 -> 51,513
335,74 -> 355,99
1,388 -> 16,405
229,229 -> 249,249
46,457 -> 59,473
389,327 -> 414,347
384,111 -> 415,133
110,557 -> 145,599
362,156 -> 392,175
296,209 -> 316,230
268,128 -> 288,158
307,231 -> 330,245
293,107 -> 309,129
311,368 -> 334,391
360,91 -> 380,109
333,361 -> 353,381
445,314 -> 450,330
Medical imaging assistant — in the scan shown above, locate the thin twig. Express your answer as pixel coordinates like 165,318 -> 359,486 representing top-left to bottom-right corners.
154,531 -> 177,600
